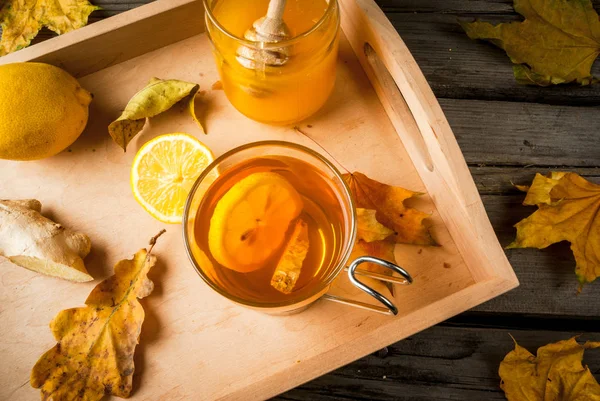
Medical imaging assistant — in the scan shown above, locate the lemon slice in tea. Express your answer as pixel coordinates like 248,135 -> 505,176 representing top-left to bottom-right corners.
209,172 -> 303,273
131,133 -> 214,223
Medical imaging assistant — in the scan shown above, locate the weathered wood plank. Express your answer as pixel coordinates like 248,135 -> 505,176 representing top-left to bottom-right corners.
385,12 -> 600,105
10,0 -> 600,106
430,165 -> 600,317
445,100 -> 600,317
4,1 -> 600,400
3,0 -> 598,323
475,192 -> 600,317
275,325 -> 600,401
27,19 -> 600,167
470,166 -> 600,194
6,0 -> 600,320
440,99 -> 600,167
376,0 -> 600,13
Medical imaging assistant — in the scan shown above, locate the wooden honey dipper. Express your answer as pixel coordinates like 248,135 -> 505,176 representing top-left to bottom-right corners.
236,0 -> 291,69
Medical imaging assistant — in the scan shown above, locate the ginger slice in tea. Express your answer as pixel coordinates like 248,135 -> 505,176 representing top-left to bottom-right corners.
271,219 -> 310,294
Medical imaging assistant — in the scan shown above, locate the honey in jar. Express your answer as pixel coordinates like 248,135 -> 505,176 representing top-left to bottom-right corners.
204,0 -> 340,125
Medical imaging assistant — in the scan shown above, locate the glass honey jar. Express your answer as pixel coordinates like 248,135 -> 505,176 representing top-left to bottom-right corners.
204,0 -> 340,125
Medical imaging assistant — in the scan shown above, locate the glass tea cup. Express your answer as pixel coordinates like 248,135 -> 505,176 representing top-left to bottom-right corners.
183,141 -> 412,315
203,0 -> 340,125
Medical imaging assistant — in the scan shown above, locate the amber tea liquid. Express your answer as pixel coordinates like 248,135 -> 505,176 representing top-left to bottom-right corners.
193,156 -> 347,305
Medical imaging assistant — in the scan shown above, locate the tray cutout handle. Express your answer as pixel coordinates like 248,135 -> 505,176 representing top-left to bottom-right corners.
363,43 -> 435,174
361,41 -> 469,214
359,40 -> 496,282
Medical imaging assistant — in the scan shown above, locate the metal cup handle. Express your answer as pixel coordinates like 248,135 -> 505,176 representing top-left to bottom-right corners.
321,256 -> 413,316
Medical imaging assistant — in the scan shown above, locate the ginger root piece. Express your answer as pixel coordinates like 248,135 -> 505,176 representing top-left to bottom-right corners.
0,199 -> 92,282
271,219 -> 309,294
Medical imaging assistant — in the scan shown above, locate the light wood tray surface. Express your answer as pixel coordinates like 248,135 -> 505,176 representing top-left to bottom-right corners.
0,0 -> 518,399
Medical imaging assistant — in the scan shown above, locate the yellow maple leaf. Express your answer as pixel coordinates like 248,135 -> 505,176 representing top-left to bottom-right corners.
349,238 -> 396,278
0,0 -> 100,56
343,172 -> 435,246
508,172 -> 600,285
348,238 -> 397,294
500,337 -> 600,400
350,239 -> 396,266
461,0 -> 600,86
356,208 -> 394,243
30,231 -> 164,400
519,171 -> 567,205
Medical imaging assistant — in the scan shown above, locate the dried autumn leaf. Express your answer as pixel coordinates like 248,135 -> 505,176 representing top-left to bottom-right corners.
508,172 -> 600,286
30,232 -> 164,400
353,208 -> 398,293
356,208 -> 394,243
109,78 -> 203,151
0,0 -> 99,56
350,239 -> 396,267
343,172 -> 435,245
349,238 -> 397,283
500,337 -> 600,400
460,0 -> 600,86
520,171 -> 567,205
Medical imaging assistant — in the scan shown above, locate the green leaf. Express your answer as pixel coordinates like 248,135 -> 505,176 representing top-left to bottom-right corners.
460,0 -> 600,86
108,78 -> 203,151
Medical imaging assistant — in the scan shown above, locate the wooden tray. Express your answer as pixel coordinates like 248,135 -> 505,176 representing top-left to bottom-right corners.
0,0 -> 518,399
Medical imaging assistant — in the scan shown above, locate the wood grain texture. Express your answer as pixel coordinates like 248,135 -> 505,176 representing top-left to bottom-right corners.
2,0 -> 600,399
276,325 -> 600,401
0,0 -> 204,76
475,192 -> 600,316
9,0 -> 600,106
339,0 -> 516,289
471,167 -> 600,195
0,2 -> 521,398
382,5 -> 600,105
442,99 -> 600,167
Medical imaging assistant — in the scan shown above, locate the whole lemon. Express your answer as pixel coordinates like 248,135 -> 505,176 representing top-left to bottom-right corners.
0,63 -> 92,161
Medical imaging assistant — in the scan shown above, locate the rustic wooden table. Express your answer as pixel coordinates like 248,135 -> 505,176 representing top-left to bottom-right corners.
24,0 -> 600,399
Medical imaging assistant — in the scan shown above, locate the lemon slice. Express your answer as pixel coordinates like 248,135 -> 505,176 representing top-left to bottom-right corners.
209,172 -> 303,273
131,133 -> 213,223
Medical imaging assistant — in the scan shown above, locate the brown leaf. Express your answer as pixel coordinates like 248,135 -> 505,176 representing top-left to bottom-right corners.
343,172 -> 435,245
30,235 -> 163,400
500,337 -> 600,400
508,172 -> 600,286
460,0 -> 600,86
0,0 -> 99,56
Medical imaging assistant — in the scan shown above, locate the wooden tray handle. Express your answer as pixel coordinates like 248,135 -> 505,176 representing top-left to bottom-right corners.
361,41 -> 469,209
339,0 -> 520,283
363,43 -> 435,173
339,0 -> 482,212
